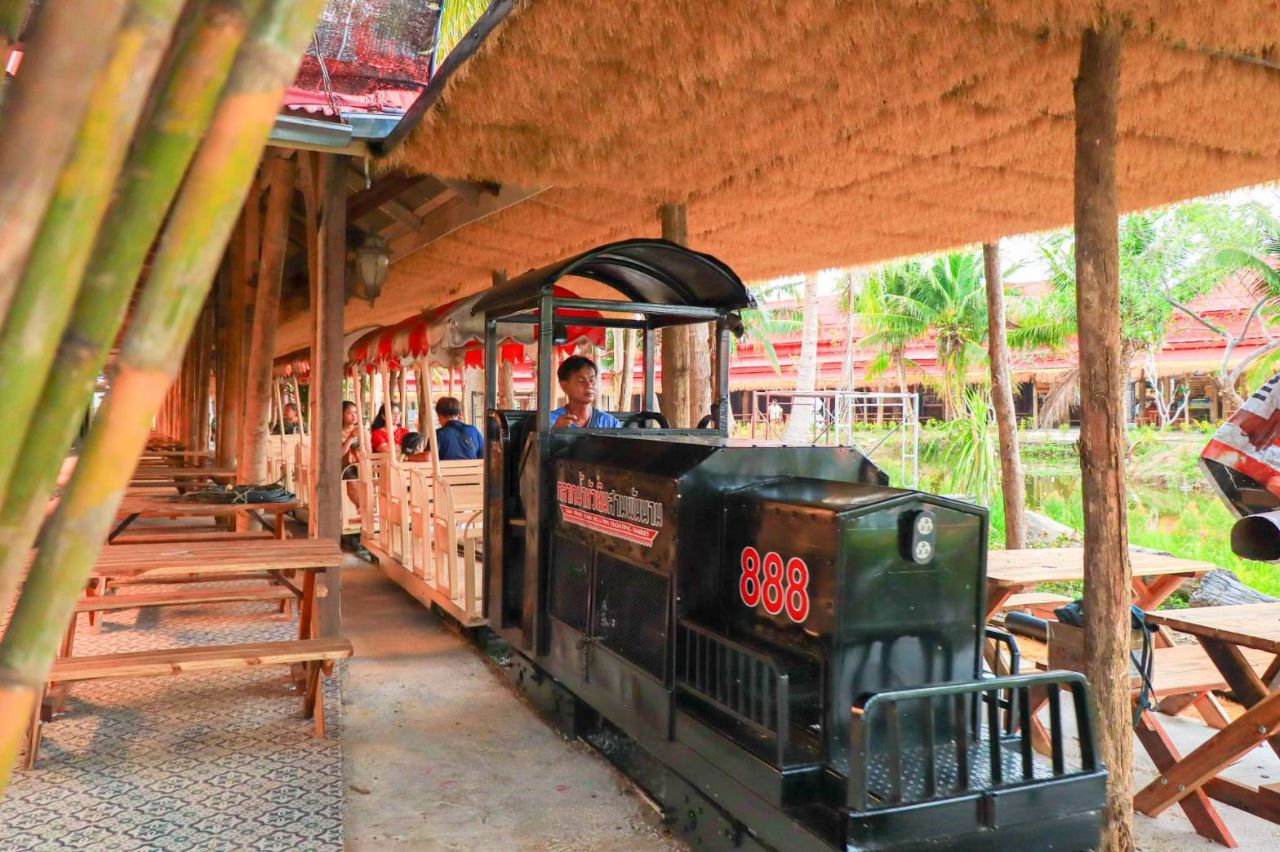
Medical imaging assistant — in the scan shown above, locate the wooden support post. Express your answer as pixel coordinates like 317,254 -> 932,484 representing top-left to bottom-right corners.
311,152 -> 346,636
235,188 -> 262,473
196,309 -> 213,455
218,225 -> 248,470
1074,23 -> 1132,852
659,202 -> 692,427
240,153 -> 296,485
984,241 -> 1026,548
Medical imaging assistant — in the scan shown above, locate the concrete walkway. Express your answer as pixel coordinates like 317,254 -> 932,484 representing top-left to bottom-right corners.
338,560 -> 681,851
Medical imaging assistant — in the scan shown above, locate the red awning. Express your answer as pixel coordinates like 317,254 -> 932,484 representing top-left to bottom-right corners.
346,285 -> 605,372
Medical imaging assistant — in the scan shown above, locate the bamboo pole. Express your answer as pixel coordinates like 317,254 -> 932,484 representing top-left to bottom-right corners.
0,0 -> 326,787
0,0 -> 129,320
1074,23 -> 1133,852
241,153 -> 296,485
0,0 -> 264,619
0,0 -> 184,497
983,241 -> 1026,549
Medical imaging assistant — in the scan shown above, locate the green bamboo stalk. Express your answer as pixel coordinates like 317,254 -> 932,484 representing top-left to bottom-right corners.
0,0 -> 186,502
0,0 -> 262,619
0,0 -> 26,41
0,0 -> 326,787
0,0 -> 129,320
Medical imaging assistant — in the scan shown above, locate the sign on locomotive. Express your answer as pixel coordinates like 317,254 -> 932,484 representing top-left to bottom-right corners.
474,240 -> 1106,851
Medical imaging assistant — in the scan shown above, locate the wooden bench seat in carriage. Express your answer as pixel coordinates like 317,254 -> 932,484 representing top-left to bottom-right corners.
23,638 -> 353,769
431,463 -> 485,619
405,460 -> 485,575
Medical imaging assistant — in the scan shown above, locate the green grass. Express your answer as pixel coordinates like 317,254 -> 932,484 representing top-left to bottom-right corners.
1035,489 -> 1280,600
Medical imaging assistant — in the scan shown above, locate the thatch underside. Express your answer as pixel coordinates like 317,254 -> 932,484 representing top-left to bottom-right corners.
275,1 -> 1280,353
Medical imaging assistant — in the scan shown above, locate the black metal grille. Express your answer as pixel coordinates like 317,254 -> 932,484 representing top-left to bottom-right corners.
848,672 -> 1100,811
593,555 -> 668,678
550,534 -> 591,631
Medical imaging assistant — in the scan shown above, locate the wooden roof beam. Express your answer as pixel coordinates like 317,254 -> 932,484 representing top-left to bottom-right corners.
389,183 -> 545,263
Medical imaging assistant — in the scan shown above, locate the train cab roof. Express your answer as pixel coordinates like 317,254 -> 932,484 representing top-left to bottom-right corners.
471,238 -> 756,326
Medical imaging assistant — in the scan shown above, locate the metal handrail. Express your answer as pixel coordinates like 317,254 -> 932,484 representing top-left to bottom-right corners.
847,671 -> 1099,811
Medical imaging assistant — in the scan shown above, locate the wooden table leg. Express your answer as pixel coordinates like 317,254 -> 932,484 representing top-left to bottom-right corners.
1133,574 -> 1189,648
1200,637 -> 1280,758
298,571 -> 316,640
1135,688 -> 1280,817
985,584 -> 1016,623
1134,710 -> 1236,846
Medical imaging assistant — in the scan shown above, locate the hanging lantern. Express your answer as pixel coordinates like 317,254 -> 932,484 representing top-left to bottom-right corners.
352,233 -> 390,305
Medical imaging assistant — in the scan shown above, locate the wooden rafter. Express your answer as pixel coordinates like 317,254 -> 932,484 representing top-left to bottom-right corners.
389,182 -> 543,263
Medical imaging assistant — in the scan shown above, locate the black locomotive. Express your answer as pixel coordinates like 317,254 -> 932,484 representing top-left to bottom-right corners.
475,240 -> 1106,851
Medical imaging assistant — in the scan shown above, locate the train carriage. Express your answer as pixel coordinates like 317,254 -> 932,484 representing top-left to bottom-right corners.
474,239 -> 1107,851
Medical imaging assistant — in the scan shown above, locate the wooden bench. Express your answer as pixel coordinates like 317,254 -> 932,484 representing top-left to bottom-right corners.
993,591 -> 1072,619
25,637 -> 353,769
110,530 -> 277,545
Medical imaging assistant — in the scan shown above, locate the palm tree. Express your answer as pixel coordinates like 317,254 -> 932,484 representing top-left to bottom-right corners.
862,252 -> 989,419
857,260 -> 927,400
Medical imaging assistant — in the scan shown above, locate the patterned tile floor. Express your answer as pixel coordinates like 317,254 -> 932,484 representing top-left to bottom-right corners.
0,589 -> 343,851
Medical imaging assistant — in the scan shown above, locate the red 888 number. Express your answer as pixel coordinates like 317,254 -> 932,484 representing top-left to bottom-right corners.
738,546 -> 810,623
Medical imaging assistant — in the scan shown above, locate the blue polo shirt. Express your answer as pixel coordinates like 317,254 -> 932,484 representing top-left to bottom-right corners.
550,406 -> 621,428
436,419 -> 484,460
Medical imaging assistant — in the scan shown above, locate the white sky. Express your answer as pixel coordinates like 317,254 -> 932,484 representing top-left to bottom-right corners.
756,182 -> 1280,299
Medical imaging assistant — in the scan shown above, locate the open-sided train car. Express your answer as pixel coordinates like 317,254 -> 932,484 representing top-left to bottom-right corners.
475,240 -> 1106,851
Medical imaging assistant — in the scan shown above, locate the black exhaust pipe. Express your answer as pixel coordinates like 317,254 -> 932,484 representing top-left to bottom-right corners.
1003,611 -> 1049,642
1231,510 -> 1280,562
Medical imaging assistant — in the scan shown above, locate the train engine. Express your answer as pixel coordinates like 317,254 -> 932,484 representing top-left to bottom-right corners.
478,240 -> 1105,851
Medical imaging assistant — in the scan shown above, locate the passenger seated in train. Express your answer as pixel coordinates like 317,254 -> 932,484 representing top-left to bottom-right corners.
273,402 -> 301,435
341,401 -> 362,511
401,431 -> 427,459
434,396 -> 484,460
369,402 -> 407,453
550,355 -> 620,429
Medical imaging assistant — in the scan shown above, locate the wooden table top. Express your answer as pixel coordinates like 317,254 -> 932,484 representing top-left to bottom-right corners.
116,496 -> 300,517
91,538 -> 343,578
986,547 -> 1217,587
129,467 -> 237,481
1145,603 -> 1280,655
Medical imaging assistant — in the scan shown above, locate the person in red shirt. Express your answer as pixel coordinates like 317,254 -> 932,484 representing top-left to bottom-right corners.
369,402 -> 407,454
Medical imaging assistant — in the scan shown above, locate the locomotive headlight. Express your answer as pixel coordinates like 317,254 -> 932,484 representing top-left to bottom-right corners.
902,509 -> 938,565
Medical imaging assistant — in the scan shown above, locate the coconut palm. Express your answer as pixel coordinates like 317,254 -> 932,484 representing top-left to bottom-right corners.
863,252 -> 989,419
856,260 -> 927,400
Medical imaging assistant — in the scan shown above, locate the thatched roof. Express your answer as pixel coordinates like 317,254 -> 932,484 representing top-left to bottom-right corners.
274,2 -> 1280,353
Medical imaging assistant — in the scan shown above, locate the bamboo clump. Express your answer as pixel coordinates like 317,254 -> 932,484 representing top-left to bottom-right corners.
0,0 -> 326,791
0,0 -> 265,620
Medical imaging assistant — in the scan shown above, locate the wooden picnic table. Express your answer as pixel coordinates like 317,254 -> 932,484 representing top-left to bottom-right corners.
1135,603 -> 1280,841
985,547 -> 1217,622
110,495 -> 299,542
82,538 -> 343,643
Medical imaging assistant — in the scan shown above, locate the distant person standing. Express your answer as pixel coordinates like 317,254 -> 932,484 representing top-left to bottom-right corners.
434,396 -> 484,460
